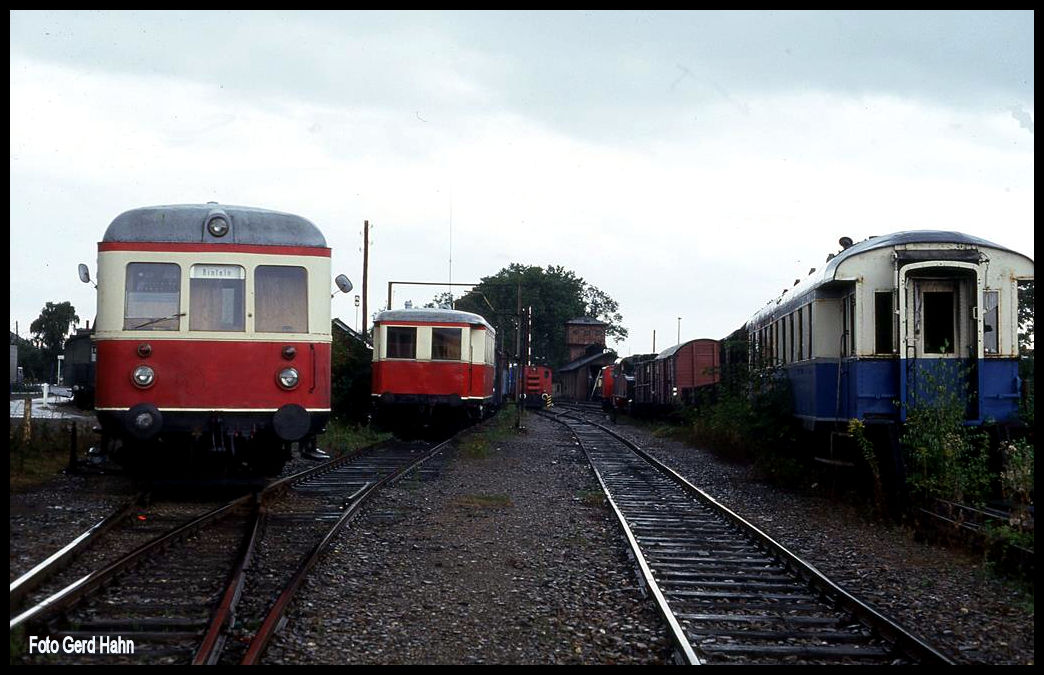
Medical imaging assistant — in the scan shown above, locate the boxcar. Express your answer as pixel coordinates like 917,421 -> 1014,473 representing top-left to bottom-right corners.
632,339 -> 721,414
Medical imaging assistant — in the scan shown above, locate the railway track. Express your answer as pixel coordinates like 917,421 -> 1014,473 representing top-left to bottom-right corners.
545,407 -> 954,666
10,438 -> 452,665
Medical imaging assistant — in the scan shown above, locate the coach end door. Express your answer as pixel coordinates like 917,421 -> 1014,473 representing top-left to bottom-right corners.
899,268 -> 980,422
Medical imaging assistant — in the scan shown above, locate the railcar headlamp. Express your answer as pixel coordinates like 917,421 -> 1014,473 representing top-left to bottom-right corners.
132,365 -> 155,388
277,367 -> 300,390
207,215 -> 230,237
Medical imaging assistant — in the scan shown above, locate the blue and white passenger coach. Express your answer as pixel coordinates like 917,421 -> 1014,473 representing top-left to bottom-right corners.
746,231 -> 1033,430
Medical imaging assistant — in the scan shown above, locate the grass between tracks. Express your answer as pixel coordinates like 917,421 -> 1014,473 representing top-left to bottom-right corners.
8,417 -> 387,492
9,419 -> 93,492
455,407 -> 519,459
319,416 -> 391,457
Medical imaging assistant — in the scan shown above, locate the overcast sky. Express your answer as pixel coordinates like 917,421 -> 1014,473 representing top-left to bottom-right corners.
10,10 -> 1034,357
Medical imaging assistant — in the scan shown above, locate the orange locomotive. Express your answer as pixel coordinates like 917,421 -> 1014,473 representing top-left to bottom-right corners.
522,365 -> 552,408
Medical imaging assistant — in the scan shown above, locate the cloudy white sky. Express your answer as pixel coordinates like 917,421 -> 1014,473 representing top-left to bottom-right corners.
10,10 -> 1034,357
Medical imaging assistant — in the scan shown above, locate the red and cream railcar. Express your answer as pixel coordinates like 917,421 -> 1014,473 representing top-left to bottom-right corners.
371,308 -> 497,433
86,203 -> 350,475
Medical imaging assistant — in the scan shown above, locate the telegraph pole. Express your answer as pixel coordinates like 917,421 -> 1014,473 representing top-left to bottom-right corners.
515,282 -> 524,429
361,220 -> 369,337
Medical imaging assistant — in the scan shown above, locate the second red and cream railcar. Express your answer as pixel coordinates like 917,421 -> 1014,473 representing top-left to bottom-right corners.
371,307 -> 497,434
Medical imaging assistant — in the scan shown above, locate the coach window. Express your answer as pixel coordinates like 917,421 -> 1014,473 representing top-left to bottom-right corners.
432,327 -> 462,360
190,264 -> 245,332
804,306 -> 811,360
875,291 -> 895,354
772,321 -> 780,365
386,326 -> 417,359
982,290 -> 999,354
789,314 -> 796,363
796,308 -> 804,361
124,262 -> 181,330
923,291 -> 955,354
255,266 -> 308,333
843,294 -> 856,356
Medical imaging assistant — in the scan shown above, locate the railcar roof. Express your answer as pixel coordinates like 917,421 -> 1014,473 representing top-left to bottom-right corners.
374,308 -> 494,331
102,203 -> 327,247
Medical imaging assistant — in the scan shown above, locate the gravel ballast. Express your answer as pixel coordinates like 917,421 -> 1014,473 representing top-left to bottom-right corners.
9,409 -> 1034,665
265,410 -> 1033,665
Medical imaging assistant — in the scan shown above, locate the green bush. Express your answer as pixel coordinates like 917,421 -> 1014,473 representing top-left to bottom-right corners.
999,437 -> 1034,532
684,366 -> 803,485
900,360 -> 991,506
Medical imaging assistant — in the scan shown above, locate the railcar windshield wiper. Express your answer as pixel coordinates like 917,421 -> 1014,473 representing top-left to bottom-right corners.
130,312 -> 186,330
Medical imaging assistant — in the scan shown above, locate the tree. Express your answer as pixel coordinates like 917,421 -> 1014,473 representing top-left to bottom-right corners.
30,301 -> 80,361
331,323 -> 373,424
1017,280 -> 1034,420
1017,280 -> 1034,356
440,263 -> 628,370
582,285 -> 628,344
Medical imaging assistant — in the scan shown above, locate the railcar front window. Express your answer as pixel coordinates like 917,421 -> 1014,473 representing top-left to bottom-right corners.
256,266 -> 308,333
386,326 -> 417,359
189,264 -> 245,332
432,327 -> 462,360
124,263 -> 181,330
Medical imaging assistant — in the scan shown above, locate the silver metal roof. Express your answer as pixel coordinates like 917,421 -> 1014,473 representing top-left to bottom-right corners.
374,307 -> 494,331
102,203 -> 327,247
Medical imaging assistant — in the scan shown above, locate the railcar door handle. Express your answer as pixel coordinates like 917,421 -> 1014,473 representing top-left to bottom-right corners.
310,343 -> 317,393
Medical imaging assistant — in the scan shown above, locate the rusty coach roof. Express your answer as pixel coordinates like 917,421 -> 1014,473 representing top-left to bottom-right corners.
655,337 -> 718,361
102,203 -> 327,247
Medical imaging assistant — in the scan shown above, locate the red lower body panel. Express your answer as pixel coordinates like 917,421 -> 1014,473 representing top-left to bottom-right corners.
95,339 -> 331,410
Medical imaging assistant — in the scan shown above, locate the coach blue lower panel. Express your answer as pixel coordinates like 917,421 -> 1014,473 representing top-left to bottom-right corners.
785,359 -> 898,424
849,359 -> 900,421
901,357 -> 1023,424
793,357 -> 1022,426
979,358 -> 1023,423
